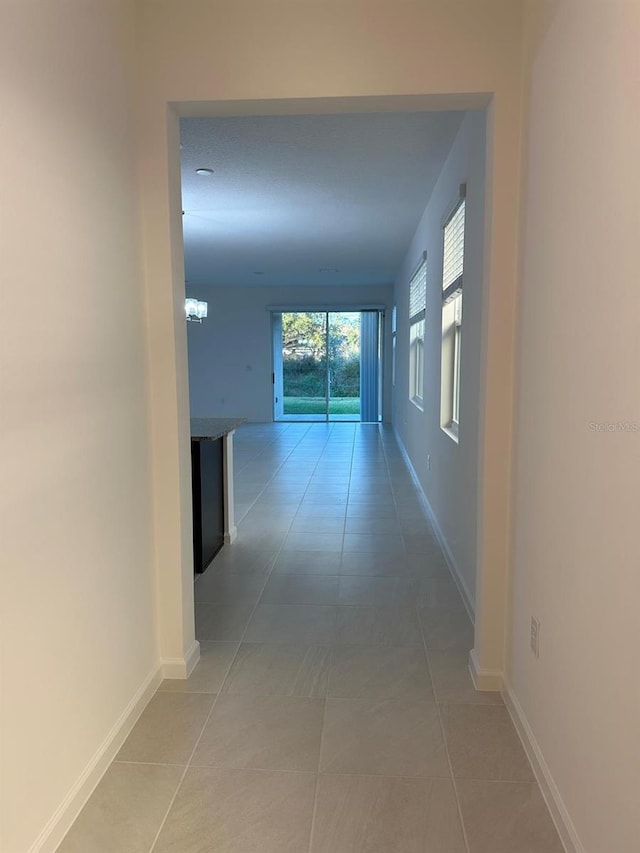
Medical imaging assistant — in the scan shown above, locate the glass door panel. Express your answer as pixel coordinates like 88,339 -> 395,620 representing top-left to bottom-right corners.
282,312 -> 328,420
328,312 -> 361,421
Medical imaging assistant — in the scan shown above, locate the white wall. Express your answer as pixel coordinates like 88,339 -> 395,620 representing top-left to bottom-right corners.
393,112 -> 486,610
186,284 -> 393,423
508,2 -> 640,851
0,2 -> 158,851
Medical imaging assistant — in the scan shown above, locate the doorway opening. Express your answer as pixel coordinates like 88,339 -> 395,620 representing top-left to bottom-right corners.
272,310 -> 383,422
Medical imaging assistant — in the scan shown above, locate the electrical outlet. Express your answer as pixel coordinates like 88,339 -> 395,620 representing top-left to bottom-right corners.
530,617 -> 540,658
427,454 -> 431,470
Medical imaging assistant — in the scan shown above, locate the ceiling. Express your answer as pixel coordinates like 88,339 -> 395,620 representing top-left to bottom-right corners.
180,111 -> 465,289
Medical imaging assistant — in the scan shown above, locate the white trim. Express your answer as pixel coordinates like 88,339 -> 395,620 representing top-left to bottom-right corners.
224,526 -> 238,544
28,665 -> 162,853
469,647 -> 503,691
161,639 -> 200,679
442,277 -> 463,304
392,427 -> 474,621
503,681 -> 583,853
441,422 -> 459,444
408,253 -> 427,322
266,303 -> 386,312
222,431 -> 237,543
408,249 -> 428,285
440,182 -> 468,228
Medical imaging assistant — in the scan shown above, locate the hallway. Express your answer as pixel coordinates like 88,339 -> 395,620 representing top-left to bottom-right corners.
59,424 -> 563,853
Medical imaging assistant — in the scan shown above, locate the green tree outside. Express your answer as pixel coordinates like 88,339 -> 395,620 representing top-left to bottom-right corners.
282,312 -> 361,403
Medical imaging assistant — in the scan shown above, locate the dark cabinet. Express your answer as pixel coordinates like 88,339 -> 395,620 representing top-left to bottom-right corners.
191,438 -> 224,573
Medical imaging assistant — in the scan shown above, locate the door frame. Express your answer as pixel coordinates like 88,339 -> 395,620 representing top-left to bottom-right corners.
147,93 -> 519,695
270,306 -> 385,423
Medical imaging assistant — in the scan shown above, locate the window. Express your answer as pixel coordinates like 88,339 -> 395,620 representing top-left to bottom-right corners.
391,305 -> 397,386
409,253 -> 427,407
451,294 -> 463,424
440,193 -> 466,438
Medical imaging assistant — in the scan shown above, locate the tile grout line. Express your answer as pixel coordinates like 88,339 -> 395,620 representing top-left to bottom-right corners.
418,609 -> 472,853
233,423 -> 315,517
150,424 -> 452,852
145,703 -> 213,851
305,695 -> 329,853
306,425 -> 356,853
381,428 -> 472,853
283,423 -> 353,557
149,423 -> 322,851
336,426 -> 357,590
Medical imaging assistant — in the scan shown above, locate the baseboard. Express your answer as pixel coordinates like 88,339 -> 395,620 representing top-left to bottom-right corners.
392,427 -> 475,622
469,647 -> 503,691
503,681 -> 583,853
161,639 -> 200,679
30,664 -> 162,853
422,503 -> 475,623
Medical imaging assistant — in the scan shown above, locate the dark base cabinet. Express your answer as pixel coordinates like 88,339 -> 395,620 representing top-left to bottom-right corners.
191,438 -> 224,574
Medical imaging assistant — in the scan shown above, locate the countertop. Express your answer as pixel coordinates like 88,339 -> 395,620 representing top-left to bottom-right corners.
190,417 -> 246,441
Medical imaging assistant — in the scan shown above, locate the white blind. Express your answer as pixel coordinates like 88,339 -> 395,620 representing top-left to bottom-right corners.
409,256 -> 427,322
443,200 -> 465,290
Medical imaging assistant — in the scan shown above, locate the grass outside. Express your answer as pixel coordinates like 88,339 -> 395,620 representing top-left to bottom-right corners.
283,396 -> 360,415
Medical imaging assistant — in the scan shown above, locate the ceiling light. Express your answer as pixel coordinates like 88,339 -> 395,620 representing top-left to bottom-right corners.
195,168 -> 214,176
185,298 -> 208,323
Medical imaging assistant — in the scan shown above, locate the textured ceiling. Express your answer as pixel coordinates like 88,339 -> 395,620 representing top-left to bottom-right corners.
180,111 -> 465,289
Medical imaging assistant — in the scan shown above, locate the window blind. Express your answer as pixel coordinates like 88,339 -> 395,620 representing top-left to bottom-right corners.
443,200 -> 465,290
409,256 -> 427,323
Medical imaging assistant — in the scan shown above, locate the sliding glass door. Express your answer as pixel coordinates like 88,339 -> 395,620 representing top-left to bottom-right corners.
272,310 -> 382,422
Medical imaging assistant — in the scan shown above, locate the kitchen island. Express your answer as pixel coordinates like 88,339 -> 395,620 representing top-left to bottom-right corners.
190,417 -> 245,573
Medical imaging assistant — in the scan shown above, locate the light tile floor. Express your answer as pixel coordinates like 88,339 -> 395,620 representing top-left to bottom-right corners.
58,423 -> 564,853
